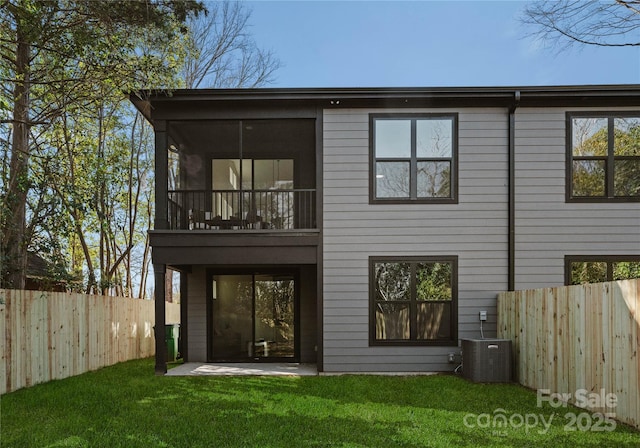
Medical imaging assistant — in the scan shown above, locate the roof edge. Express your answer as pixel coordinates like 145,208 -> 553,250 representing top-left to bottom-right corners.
130,84 -> 640,122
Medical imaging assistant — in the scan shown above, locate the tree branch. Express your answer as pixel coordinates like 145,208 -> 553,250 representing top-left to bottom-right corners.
522,0 -> 640,48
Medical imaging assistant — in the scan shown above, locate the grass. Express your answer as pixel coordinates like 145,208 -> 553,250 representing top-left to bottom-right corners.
1,359 -> 638,448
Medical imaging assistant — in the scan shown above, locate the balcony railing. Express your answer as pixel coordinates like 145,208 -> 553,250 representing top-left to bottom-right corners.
167,189 -> 316,230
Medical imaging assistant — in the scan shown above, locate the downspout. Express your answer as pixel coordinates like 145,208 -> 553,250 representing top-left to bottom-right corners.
508,91 -> 521,291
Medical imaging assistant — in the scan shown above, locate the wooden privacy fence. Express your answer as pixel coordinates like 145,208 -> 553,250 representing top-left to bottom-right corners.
498,279 -> 639,429
0,289 -> 181,395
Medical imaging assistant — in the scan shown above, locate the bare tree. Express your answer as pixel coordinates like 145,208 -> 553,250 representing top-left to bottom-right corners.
522,1 -> 640,48
182,1 -> 280,88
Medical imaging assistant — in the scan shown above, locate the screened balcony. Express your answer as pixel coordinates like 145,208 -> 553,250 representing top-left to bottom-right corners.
164,118 -> 317,232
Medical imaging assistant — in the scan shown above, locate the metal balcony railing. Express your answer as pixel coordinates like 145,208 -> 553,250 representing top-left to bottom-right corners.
167,189 -> 316,230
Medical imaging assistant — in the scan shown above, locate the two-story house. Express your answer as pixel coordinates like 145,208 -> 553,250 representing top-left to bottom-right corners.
131,86 -> 640,375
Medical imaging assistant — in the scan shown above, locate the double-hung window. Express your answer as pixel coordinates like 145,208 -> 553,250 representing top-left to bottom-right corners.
567,113 -> 640,201
370,114 -> 458,203
370,256 -> 457,346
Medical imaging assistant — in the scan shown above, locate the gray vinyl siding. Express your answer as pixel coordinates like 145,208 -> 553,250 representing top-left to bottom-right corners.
187,267 -> 207,362
514,107 -> 640,290
322,108 -> 509,372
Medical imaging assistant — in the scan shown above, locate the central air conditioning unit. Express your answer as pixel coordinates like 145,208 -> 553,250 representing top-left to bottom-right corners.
461,338 -> 512,383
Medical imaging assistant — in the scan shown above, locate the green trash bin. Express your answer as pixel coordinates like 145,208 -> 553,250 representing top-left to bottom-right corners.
165,324 -> 180,362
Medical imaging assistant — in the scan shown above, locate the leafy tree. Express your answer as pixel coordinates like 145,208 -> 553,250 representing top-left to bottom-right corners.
571,260 -> 640,284
0,0 -> 204,289
2,1 -> 280,295
255,278 -> 294,346
522,0 -> 640,48
613,261 -> 640,280
571,261 -> 608,285
416,262 -> 452,302
613,120 -> 640,196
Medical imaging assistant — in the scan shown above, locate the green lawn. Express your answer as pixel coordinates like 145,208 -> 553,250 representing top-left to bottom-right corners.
1,359 -> 638,448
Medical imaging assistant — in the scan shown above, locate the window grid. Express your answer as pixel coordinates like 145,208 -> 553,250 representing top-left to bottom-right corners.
567,112 -> 640,202
370,114 -> 458,204
369,256 -> 458,346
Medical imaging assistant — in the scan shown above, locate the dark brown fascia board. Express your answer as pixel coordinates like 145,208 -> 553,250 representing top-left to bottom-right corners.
148,229 -> 320,248
138,84 -> 640,100
133,87 -> 515,116
130,85 -> 640,122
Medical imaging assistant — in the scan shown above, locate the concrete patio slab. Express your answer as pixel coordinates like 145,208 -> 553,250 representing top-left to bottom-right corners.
166,362 -> 318,376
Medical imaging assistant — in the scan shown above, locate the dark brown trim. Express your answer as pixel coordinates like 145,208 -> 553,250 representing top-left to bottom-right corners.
564,255 -> 640,285
179,272 -> 188,362
294,272 -> 301,362
369,113 -> 459,204
154,263 -> 167,375
315,107 -> 324,372
131,85 -> 640,123
565,113 -> 572,203
508,92 -> 520,291
566,112 -> 640,203
368,255 -> 458,347
152,245 -> 317,266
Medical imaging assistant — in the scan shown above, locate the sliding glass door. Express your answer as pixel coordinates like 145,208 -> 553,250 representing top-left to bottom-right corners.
209,272 -> 297,361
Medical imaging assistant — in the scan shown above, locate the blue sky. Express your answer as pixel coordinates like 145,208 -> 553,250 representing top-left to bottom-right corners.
244,0 -> 640,87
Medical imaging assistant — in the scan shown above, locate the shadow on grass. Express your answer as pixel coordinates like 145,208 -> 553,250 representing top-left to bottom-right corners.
3,359 -> 639,448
